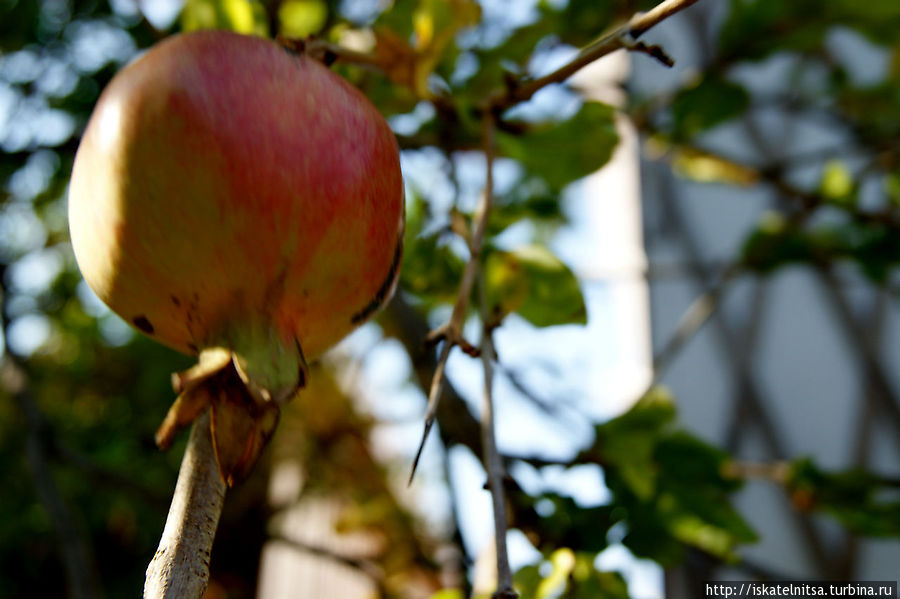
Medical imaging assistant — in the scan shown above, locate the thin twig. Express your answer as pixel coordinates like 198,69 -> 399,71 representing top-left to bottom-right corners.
651,263 -> 742,380
409,110 -> 500,483
478,284 -> 516,598
144,412 -> 226,599
723,460 -> 791,484
491,0 -> 702,109
474,116 -> 516,598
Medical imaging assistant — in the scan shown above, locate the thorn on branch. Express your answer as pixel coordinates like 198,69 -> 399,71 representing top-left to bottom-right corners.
408,417 -> 435,486
423,323 -> 480,357
624,38 -> 675,67
423,323 -> 449,348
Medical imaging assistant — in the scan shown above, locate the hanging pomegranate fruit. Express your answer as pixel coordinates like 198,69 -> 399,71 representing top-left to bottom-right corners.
69,30 -> 404,485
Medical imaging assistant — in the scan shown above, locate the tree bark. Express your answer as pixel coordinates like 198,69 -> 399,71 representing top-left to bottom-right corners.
144,412 -> 226,599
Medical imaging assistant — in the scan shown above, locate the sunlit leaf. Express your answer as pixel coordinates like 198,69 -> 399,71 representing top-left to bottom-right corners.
513,551 -> 630,599
820,160 -> 855,205
373,0 -> 480,97
569,563 -> 630,599
671,147 -> 759,186
497,102 -> 618,190
181,0 -> 268,36
535,548 -> 575,599
277,0 -> 327,37
484,244 -> 586,327
399,196 -> 465,306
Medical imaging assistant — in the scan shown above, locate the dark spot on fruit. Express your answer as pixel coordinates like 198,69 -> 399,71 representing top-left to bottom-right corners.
297,366 -> 306,389
132,315 -> 154,334
295,339 -> 308,389
350,236 -> 403,324
170,295 -> 181,307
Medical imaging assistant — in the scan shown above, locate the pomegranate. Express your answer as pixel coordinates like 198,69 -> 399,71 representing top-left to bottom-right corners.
68,31 -> 404,484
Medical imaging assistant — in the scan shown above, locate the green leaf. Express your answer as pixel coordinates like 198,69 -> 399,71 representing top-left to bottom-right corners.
718,0 -> 900,62
593,388 -> 676,500
741,212 -> 814,273
670,76 -> 749,139
513,492 -> 615,554
484,245 -> 587,327
497,102 -> 618,191
513,551 -> 630,599
788,458 -> 900,537
399,196 -> 465,306
181,0 -> 269,36
656,435 -> 757,557
514,562 -> 544,599
374,0 -> 418,40
837,80 -> 900,143
488,183 -> 565,235
568,563 -> 630,599
742,212 -> 900,282
718,0 -> 830,61
831,0 -> 900,45
587,389 -> 756,562
429,590 -> 465,599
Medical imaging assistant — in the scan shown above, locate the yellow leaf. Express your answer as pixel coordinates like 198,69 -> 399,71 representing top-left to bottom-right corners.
820,159 -> 853,202
374,0 -> 481,98
181,0 -> 268,36
373,28 -> 420,93
278,0 -> 327,37
535,548 -> 575,599
672,148 -> 759,186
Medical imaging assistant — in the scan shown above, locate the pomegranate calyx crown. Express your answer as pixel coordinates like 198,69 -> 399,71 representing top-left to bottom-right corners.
223,319 -> 307,406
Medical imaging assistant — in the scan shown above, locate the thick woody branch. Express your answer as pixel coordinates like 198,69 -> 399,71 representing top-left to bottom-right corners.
144,413 -> 225,599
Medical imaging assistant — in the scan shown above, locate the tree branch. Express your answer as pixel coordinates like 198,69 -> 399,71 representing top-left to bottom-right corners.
144,412 -> 226,599
490,0 -> 702,109
409,111 -> 500,483
652,263 -> 742,380
474,118 -> 516,599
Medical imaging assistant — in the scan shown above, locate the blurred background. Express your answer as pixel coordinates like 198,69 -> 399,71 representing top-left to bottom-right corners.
1,0 -> 898,598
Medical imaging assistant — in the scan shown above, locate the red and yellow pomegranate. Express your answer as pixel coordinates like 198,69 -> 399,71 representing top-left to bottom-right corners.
68,30 -> 404,484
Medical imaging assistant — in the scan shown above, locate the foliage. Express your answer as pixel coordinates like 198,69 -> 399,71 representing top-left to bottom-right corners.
1,0 -> 899,597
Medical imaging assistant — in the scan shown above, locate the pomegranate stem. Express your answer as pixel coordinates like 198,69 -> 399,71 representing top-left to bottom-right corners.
144,412 -> 225,599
